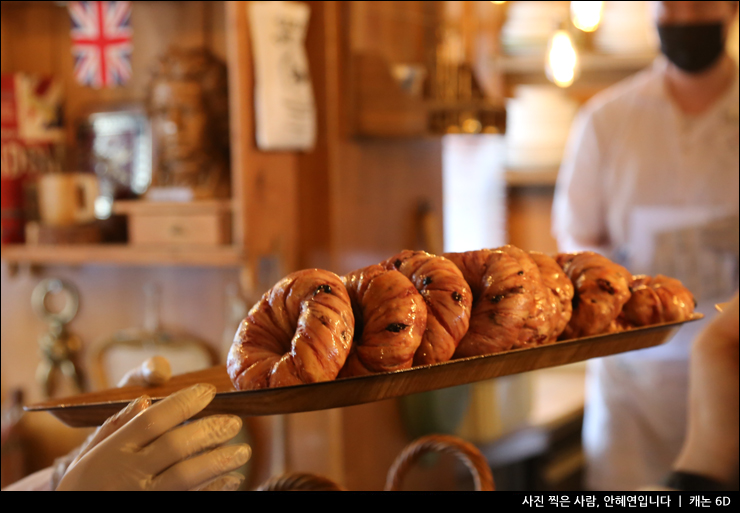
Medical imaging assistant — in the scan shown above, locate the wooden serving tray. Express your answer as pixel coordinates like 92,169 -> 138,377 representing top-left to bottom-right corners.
26,314 -> 703,427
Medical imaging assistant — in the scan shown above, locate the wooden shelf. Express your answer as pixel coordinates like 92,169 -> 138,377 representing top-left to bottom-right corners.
425,99 -> 505,112
495,52 -> 657,75
112,199 -> 234,215
505,166 -> 559,187
0,244 -> 243,268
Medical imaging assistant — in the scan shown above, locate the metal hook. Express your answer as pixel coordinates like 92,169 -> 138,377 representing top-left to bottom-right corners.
31,278 -> 84,397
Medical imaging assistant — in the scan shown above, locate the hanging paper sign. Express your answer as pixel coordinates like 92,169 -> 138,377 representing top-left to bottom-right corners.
248,1 -> 316,151
68,1 -> 133,89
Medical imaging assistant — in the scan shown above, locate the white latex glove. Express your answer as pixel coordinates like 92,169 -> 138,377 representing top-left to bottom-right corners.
56,383 -> 251,491
48,356 -> 175,489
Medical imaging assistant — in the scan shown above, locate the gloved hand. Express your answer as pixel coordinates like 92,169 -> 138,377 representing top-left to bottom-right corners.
49,356 -> 176,489
56,383 -> 251,491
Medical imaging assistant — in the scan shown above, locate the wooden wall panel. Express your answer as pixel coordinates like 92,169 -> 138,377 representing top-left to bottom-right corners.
318,1 -> 452,491
331,138 -> 443,273
225,1 -> 299,287
297,1 -> 444,275
349,1 -> 432,66
323,2 -> 444,275
295,1 -> 333,272
506,187 -> 559,255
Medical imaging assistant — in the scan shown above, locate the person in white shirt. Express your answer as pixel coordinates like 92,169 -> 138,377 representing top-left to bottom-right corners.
552,1 -> 739,490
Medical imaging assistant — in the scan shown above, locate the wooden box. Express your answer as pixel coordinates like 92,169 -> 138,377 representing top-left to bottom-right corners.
114,200 -> 232,246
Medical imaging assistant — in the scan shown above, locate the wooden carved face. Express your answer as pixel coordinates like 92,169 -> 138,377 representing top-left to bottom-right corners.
150,78 -> 208,163
146,47 -> 229,196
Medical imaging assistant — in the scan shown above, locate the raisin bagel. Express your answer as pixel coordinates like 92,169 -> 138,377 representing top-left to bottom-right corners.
339,264 -> 427,377
383,250 -> 473,365
620,274 -> 696,327
445,245 -> 549,357
529,250 -> 574,342
227,269 -> 354,390
555,251 -> 632,339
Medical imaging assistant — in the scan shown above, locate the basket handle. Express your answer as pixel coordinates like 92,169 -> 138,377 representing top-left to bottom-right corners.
255,472 -> 346,491
385,434 -> 495,491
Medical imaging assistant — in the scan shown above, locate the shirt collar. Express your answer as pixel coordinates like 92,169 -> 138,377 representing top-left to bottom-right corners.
648,55 -> 740,120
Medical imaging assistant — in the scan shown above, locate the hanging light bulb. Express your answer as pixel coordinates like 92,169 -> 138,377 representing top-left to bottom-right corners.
546,29 -> 579,88
490,1 -> 506,4
570,1 -> 603,33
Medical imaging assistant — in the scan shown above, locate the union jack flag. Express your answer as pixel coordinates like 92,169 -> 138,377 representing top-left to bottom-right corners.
68,1 -> 133,88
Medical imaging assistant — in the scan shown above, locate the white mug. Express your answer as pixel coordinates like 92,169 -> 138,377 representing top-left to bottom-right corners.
38,173 -> 99,226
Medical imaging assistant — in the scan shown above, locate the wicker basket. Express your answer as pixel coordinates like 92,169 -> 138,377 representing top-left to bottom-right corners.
256,472 -> 347,491
255,434 -> 495,491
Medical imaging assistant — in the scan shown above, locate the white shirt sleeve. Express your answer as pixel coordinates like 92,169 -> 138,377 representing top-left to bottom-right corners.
552,105 -> 610,255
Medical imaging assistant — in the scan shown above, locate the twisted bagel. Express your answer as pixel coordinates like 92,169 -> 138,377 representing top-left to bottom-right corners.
339,264 -> 427,377
445,245 -> 547,357
621,274 -> 696,327
383,250 -> 472,365
529,250 -> 574,342
227,269 -> 354,390
500,245 -> 554,346
556,251 -> 632,339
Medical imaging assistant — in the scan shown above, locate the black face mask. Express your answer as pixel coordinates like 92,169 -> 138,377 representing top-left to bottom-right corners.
657,23 -> 726,74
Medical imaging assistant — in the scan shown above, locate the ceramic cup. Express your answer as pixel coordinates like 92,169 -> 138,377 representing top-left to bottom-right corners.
38,173 -> 99,226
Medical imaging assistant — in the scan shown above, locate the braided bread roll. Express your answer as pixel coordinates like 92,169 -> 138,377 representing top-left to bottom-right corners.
227,269 -> 354,390
556,251 -> 632,339
621,274 -> 696,327
529,251 -> 574,342
500,245 -> 555,346
445,245 -> 550,357
383,250 -> 472,365
339,264 -> 427,377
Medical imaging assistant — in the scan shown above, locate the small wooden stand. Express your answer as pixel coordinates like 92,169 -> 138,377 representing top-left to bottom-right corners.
113,200 -> 232,247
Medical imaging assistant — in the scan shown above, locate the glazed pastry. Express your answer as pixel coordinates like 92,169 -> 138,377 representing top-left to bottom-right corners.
339,264 -> 427,377
227,269 -> 354,390
529,251 -> 574,342
383,250 -> 472,365
621,274 -> 696,327
556,251 -> 632,339
499,245 -> 554,346
445,245 -> 549,358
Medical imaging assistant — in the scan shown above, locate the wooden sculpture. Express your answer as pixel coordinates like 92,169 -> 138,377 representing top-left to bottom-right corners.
146,47 -> 230,199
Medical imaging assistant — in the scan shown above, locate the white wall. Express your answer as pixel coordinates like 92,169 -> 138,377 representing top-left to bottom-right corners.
1,261 -> 241,404
442,134 -> 508,253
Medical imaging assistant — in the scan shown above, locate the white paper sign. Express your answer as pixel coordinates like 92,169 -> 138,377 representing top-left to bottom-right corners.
248,1 -> 316,151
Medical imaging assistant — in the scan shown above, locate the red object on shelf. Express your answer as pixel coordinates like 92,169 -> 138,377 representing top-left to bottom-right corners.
1,75 -> 25,244
1,175 -> 24,244
1,73 -> 64,244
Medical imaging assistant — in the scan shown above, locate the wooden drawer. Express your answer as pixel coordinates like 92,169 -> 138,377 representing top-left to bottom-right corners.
114,200 -> 232,246
128,213 -> 231,246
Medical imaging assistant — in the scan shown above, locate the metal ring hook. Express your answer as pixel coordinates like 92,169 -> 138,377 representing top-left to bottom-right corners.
31,278 -> 80,326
